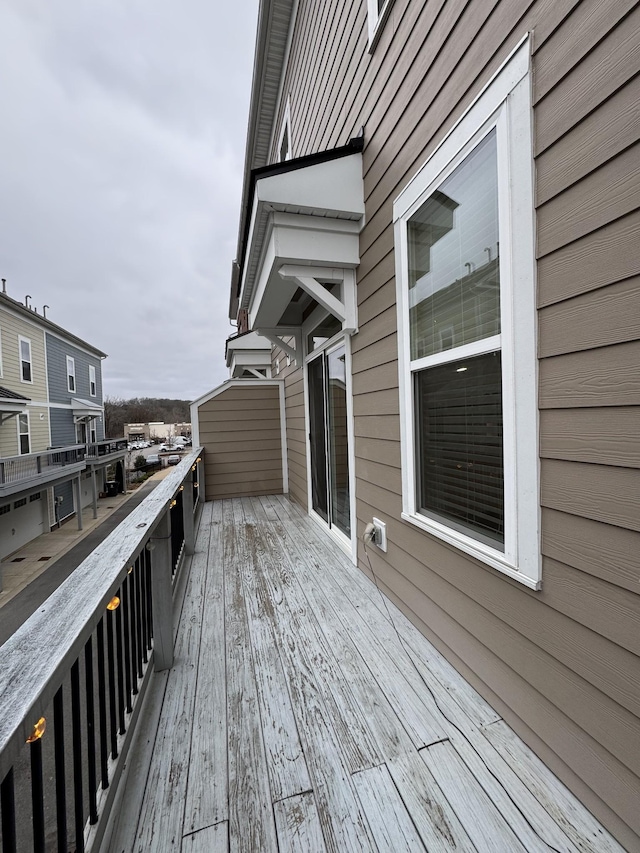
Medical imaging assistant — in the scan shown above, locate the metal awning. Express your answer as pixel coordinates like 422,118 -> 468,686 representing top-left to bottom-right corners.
72,398 -> 102,424
0,387 -> 30,425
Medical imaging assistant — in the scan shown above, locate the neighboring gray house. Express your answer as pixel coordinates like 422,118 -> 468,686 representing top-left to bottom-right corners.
193,0 -> 640,848
0,287 -> 125,567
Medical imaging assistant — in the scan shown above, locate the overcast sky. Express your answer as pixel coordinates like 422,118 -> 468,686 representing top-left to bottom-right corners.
0,0 -> 258,402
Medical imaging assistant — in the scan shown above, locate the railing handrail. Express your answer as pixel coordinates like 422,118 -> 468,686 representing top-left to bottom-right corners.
0,446 -> 203,781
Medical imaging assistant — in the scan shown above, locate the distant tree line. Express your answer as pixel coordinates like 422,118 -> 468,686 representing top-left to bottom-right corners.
104,397 -> 191,438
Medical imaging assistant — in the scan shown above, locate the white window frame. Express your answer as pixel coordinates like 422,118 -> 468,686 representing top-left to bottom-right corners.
0,329 -> 3,378
18,412 -> 31,455
367,0 -> 394,50
67,356 -> 76,393
393,36 -> 540,589
277,100 -> 291,162
19,336 -> 33,384
89,364 -> 96,397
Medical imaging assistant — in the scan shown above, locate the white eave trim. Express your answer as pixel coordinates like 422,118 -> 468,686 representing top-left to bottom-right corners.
239,152 -> 365,319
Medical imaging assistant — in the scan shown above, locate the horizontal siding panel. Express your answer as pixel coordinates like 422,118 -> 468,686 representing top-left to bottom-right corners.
354,415 -> 400,441
356,251 -> 395,307
351,361 -> 398,395
201,427 -> 281,444
536,76 -> 640,204
354,457 -> 402,496
198,395 -> 279,413
351,335 -> 398,375
538,277 -> 640,357
205,439 -> 282,455
537,211 -> 640,307
352,388 -> 399,416
541,459 -> 640,530
534,6 -> 640,153
357,276 -> 396,327
355,437 -> 402,468
208,457 -> 283,476
200,410 -> 280,425
539,341 -> 640,408
540,407 -> 640,467
201,386 -> 280,403
542,508 -> 640,592
352,306 -> 397,354
533,0 -> 637,101
542,558 -> 640,655
537,143 -> 640,256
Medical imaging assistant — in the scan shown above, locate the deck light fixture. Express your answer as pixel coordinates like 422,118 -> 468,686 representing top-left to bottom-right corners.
107,596 -> 120,611
26,717 -> 46,743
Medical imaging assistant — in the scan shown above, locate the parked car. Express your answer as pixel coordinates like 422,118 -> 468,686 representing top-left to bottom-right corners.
146,454 -> 161,467
167,454 -> 181,466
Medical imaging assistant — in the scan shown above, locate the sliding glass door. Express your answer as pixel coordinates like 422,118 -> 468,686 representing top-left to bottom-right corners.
308,342 -> 350,539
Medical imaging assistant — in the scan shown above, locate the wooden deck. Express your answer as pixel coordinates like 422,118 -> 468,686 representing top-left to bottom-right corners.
106,495 -> 624,852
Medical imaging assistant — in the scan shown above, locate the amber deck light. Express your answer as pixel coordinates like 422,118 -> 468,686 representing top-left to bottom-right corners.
26,717 -> 46,743
107,596 -> 120,611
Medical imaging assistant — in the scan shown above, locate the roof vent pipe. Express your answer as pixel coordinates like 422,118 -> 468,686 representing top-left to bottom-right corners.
1,279 -> 5,293
43,305 -> 49,318
25,295 -> 31,309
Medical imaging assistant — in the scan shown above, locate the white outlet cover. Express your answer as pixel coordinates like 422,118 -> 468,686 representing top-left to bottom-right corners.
372,517 -> 387,552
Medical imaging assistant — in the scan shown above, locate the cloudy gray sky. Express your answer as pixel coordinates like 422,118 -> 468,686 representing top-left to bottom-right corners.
0,0 -> 258,402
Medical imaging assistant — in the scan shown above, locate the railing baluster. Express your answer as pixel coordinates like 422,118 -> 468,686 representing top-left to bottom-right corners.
1,768 -> 17,853
84,638 -> 98,825
114,594 -> 126,736
29,736 -> 45,853
71,661 -> 84,853
96,618 -> 109,789
106,608 -> 118,760
122,574 -> 133,710
145,549 -> 154,651
53,687 -> 68,851
140,551 -> 149,662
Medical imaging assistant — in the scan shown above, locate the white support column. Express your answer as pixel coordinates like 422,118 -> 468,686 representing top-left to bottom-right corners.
75,476 -> 83,530
91,469 -> 98,519
149,510 -> 173,671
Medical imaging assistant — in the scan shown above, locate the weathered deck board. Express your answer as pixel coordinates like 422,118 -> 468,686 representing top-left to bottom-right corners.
111,494 -> 626,852
131,503 -> 211,852
183,500 -> 228,834
273,792 -> 329,853
225,499 -> 279,852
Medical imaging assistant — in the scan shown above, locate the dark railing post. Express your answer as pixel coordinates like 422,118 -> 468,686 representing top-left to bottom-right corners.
149,510 -> 173,671
182,472 -> 195,556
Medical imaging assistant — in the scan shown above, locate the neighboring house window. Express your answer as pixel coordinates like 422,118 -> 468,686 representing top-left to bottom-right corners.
393,38 -> 539,588
0,329 -> 3,377
18,413 -> 30,455
89,364 -> 96,396
90,422 -> 97,443
67,356 -> 76,392
19,337 -> 32,383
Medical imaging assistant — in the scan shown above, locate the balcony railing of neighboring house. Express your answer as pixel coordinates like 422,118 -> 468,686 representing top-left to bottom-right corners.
85,439 -> 128,460
0,444 -> 87,488
0,448 -> 203,853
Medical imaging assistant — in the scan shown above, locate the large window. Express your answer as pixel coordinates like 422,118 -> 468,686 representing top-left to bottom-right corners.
394,38 -> 540,588
19,337 -> 32,383
89,364 -> 97,397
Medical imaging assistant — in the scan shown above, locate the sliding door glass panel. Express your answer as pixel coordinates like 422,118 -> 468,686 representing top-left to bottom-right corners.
308,355 -> 329,522
327,345 -> 350,537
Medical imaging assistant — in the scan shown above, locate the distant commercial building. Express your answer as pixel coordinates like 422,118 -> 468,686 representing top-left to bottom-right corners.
124,422 -> 191,443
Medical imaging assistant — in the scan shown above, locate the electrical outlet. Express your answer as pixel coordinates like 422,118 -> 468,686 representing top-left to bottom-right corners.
372,517 -> 387,552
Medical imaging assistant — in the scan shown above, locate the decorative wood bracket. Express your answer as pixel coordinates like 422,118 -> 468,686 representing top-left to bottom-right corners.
256,327 -> 303,366
278,265 -> 358,336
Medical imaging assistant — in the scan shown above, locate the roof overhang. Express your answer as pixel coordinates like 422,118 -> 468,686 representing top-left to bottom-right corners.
72,398 -> 102,424
225,331 -> 273,378
236,145 -> 365,358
